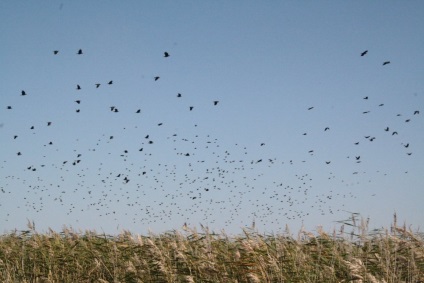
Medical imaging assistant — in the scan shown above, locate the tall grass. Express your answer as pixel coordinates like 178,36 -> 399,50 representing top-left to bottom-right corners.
0,215 -> 423,282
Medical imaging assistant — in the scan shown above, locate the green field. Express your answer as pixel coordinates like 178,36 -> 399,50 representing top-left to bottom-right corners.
1,216 -> 423,282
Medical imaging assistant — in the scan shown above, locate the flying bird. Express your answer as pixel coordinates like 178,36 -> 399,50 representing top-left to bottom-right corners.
77,85 -> 81,90
53,50 -> 59,55
7,106 -> 12,109
414,110 -> 419,115
47,122 -> 52,126
213,101 -> 219,106
21,90 -> 27,96
164,52 -> 170,57
108,81 -> 113,85
177,93 -> 182,97
363,96 -> 368,100
154,76 -> 160,81
136,109 -> 141,113
361,50 -> 368,56
383,61 -> 390,66
75,100 -> 81,104
308,107 -> 314,110
189,106 -> 194,111
77,49 -> 83,55
324,127 -> 330,131
95,83 -> 101,88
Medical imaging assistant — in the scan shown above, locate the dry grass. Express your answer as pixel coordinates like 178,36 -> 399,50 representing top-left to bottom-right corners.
0,215 -> 423,283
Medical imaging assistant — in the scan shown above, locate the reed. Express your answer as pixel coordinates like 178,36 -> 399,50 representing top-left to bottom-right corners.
0,216 -> 422,282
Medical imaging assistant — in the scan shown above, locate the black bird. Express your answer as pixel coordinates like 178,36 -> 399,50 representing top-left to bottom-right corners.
325,161 -> 331,164
164,52 -> 170,57
213,101 -> 219,106
260,143 -> 265,146
308,107 -> 314,110
414,110 -> 419,115
76,109 -> 80,113
95,83 -> 101,88
407,152 -> 412,156
404,143 -> 409,148
324,127 -> 330,131
145,135 -> 149,139
392,131 -> 398,135
77,85 -> 81,90
75,100 -> 81,104
177,93 -> 182,98
379,103 -> 384,107
53,50 -> 59,55
189,106 -> 194,111
136,109 -> 141,113
355,156 -> 360,160
354,142 -> 359,145
77,49 -> 83,55
108,81 -> 113,85
405,119 -> 410,123
158,123 -> 163,126
17,152 -> 22,156
47,122 -> 52,126
21,90 -> 27,96
13,135 -> 18,139
361,50 -> 368,56
154,76 -> 160,81
384,127 -> 389,131
383,61 -> 390,66
7,106 -> 12,109
30,126 -> 34,130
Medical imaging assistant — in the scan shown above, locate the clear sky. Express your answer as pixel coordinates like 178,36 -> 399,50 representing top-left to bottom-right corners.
1,1 -> 423,235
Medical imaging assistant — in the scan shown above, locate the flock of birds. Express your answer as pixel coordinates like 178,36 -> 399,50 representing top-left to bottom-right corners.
0,48 -> 421,232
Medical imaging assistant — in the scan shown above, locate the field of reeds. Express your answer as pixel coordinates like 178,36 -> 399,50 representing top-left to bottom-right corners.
0,215 -> 423,283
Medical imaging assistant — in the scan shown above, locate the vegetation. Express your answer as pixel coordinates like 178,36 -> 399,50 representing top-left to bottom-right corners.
0,215 -> 423,283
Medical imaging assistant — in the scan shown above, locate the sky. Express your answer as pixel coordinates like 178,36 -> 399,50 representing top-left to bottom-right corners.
1,1 -> 423,235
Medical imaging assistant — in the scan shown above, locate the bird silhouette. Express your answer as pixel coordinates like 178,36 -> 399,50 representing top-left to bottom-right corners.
75,100 -> 81,104
53,50 -> 59,55
136,109 -> 141,113
77,85 -> 81,90
189,106 -> 194,111
154,76 -> 160,81
21,90 -> 27,96
95,83 -> 101,88
77,49 -> 83,55
177,93 -> 182,97
108,81 -> 113,85
213,101 -> 219,106
383,61 -> 390,66
363,96 -> 368,100
324,127 -> 330,131
361,50 -> 368,56
414,110 -> 419,115
308,107 -> 314,110
164,52 -> 170,57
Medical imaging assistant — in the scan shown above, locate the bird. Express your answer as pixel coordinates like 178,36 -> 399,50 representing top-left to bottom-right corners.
308,107 -> 314,110
136,109 -> 141,113
75,100 -> 81,104
414,110 -> 420,115
355,156 -> 360,160
392,131 -> 398,135
383,61 -> 390,66
361,50 -> 368,56
53,50 -> 59,55
77,49 -> 83,55
108,81 -> 113,85
404,143 -> 409,148
363,111 -> 370,114
95,83 -> 101,88
189,106 -> 194,111
164,52 -> 170,57
77,85 -> 81,90
21,90 -> 27,96
379,104 -> 384,107
47,122 -> 52,126
405,119 -> 410,123
363,96 -> 368,100
324,127 -> 330,131
154,76 -> 160,81
177,93 -> 182,98
384,127 -> 389,132
7,106 -> 12,109
213,101 -> 219,106
325,161 -> 331,164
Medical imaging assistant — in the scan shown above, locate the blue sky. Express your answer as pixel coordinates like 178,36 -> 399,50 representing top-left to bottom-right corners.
1,1 -> 423,235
